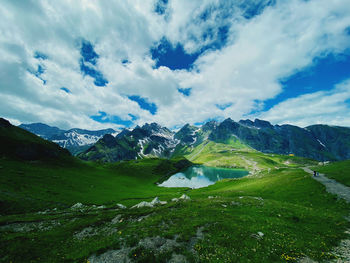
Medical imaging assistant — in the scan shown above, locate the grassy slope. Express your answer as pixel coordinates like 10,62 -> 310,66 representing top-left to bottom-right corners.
183,139 -> 317,172
313,160 -> 350,187
0,119 -> 71,162
0,158 -> 190,215
0,163 -> 349,262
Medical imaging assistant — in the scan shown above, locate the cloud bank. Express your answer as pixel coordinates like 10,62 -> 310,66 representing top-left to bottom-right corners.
1,0 -> 350,130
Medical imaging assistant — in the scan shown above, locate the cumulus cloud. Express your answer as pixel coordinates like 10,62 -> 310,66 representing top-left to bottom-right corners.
259,79 -> 350,127
0,0 -> 350,130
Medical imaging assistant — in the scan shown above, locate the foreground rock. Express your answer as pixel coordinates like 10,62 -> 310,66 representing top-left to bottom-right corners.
71,203 -> 84,210
116,203 -> 127,209
179,194 -> 190,200
172,194 -> 191,202
151,197 -> 167,205
131,197 -> 167,209
88,226 -> 205,263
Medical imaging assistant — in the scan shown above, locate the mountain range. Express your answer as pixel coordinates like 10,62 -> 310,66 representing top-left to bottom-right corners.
19,123 -> 116,155
15,118 -> 350,162
77,118 -> 350,162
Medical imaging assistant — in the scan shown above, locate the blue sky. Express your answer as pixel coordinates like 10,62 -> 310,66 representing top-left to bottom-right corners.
263,53 -> 350,111
0,0 -> 350,130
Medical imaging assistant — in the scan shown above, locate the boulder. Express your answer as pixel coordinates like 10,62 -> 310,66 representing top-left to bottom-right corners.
131,201 -> 154,209
151,197 -> 167,205
179,194 -> 191,200
71,203 -> 84,209
116,203 -> 127,209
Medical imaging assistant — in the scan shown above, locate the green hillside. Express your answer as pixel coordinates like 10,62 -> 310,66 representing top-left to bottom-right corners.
0,118 -> 71,162
180,138 -> 317,174
1,157 -> 349,262
0,157 -> 191,215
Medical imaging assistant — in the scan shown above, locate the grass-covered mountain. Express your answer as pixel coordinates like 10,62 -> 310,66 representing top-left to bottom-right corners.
0,118 -> 71,161
208,118 -> 350,161
79,118 -> 350,162
19,122 -> 116,155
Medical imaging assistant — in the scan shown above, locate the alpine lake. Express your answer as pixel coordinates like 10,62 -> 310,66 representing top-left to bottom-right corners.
159,165 -> 249,189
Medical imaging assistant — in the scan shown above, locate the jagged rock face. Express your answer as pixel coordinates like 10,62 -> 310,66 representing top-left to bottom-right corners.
201,120 -> 218,132
79,134 -> 140,162
175,124 -> 198,144
209,118 -> 240,142
101,134 -> 118,148
307,125 -> 350,160
79,123 -> 179,162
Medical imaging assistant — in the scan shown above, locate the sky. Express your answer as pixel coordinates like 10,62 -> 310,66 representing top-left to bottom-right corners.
1,0 -> 350,131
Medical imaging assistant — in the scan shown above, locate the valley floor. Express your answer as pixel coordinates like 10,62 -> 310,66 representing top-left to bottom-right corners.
1,156 -> 350,262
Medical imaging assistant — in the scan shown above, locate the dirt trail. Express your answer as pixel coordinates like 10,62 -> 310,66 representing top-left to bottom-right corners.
303,167 -> 350,262
188,141 -> 209,161
303,167 -> 350,203
241,156 -> 260,175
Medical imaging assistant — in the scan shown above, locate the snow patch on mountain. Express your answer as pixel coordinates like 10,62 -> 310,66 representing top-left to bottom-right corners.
18,122 -> 116,153
53,131 -> 101,147
317,139 -> 326,148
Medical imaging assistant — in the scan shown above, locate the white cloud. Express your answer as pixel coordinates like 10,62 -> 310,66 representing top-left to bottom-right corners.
258,79 -> 350,127
0,0 -> 350,130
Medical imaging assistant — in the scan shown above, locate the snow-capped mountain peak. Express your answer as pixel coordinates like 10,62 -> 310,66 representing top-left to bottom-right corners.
18,123 -> 116,155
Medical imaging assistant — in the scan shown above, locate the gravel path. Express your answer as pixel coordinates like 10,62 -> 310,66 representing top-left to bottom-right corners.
303,167 -> 350,262
303,167 -> 350,203
188,141 -> 209,161
241,156 -> 260,175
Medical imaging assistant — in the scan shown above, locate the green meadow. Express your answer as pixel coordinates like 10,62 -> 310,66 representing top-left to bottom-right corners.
1,150 -> 349,262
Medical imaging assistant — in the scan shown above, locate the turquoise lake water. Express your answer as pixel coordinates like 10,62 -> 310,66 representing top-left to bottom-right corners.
159,165 -> 249,189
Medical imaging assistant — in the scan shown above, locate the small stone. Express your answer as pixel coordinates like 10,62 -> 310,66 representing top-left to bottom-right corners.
251,232 -> 264,240
111,215 -> 122,224
131,201 -> 154,209
151,197 -> 160,204
151,197 -> 167,205
179,194 -> 191,200
258,232 -> 264,237
116,203 -> 126,209
71,203 -> 84,209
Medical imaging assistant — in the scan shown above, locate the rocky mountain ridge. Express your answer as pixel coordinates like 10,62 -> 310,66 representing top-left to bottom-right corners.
79,118 -> 350,162
19,123 -> 116,155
